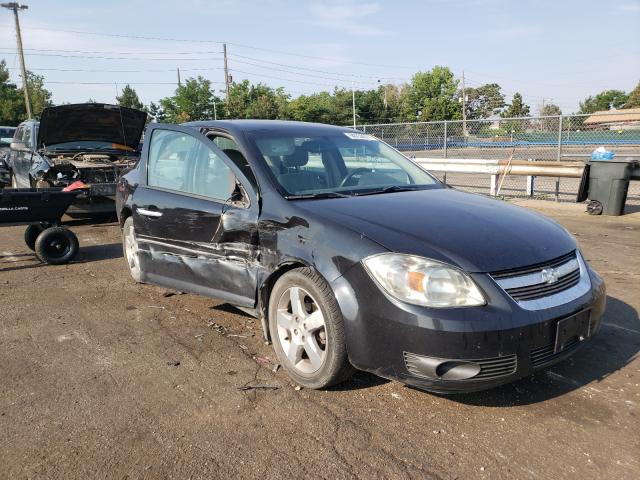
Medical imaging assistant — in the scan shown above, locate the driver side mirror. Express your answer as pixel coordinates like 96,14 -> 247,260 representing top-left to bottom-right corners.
10,141 -> 27,151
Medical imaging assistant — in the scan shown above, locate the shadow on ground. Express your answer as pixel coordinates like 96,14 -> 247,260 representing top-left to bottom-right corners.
438,296 -> 639,406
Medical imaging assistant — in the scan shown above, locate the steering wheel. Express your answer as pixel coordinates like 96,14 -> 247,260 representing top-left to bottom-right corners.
339,167 -> 375,187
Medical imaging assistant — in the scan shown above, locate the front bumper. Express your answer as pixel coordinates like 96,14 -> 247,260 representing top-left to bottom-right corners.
331,263 -> 606,394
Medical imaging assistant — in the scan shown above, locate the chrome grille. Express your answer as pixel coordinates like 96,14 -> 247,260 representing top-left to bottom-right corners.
505,269 -> 581,301
490,251 -> 588,308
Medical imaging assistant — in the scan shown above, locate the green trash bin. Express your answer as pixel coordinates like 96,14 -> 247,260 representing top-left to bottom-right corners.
586,158 -> 637,216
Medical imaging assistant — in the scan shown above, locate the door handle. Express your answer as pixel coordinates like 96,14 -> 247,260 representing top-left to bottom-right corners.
137,207 -> 163,218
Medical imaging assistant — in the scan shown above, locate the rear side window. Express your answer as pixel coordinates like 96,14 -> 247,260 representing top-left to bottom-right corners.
147,129 -> 236,201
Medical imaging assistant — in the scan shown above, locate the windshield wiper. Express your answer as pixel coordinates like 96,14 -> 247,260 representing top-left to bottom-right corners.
354,185 -> 424,196
286,191 -> 351,200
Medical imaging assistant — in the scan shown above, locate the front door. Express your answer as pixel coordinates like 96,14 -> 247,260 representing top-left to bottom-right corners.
132,125 -> 260,307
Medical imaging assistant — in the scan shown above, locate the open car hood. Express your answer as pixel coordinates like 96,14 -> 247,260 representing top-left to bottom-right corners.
37,103 -> 147,151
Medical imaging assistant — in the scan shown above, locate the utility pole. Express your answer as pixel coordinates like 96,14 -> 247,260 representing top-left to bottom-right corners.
176,67 -> 181,87
461,70 -> 467,137
2,2 -> 31,118
223,43 -> 230,102
352,86 -> 357,128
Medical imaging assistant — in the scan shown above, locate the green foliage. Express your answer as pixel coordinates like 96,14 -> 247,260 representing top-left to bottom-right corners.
578,90 -> 628,114
405,66 -> 460,121
226,80 -> 289,119
0,61 -> 52,124
159,76 -> 220,123
25,71 -> 53,118
540,103 -> 562,116
624,82 -> 640,108
464,83 -> 505,119
116,84 -> 144,110
501,93 -> 530,118
0,60 -> 24,125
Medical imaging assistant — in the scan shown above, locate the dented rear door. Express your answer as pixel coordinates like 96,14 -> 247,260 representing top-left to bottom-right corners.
133,124 -> 260,307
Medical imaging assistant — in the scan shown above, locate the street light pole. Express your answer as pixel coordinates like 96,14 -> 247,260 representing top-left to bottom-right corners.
2,2 -> 32,118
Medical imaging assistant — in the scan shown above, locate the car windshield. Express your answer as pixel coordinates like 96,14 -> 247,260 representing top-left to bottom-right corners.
0,128 -> 15,147
250,131 -> 439,197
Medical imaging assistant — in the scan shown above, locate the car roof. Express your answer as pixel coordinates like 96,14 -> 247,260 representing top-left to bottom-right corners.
182,119 -> 358,136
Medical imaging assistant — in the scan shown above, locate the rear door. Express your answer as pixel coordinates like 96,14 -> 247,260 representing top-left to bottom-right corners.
132,124 -> 260,307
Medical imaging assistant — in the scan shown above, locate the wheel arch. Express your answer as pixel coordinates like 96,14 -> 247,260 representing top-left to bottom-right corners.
119,206 -> 133,227
258,260 -> 317,342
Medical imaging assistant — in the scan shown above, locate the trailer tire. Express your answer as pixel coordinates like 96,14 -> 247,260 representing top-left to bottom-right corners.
24,224 -> 45,251
35,227 -> 79,265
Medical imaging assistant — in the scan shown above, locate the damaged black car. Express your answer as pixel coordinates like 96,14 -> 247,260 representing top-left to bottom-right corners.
116,120 -> 606,393
6,103 -> 146,215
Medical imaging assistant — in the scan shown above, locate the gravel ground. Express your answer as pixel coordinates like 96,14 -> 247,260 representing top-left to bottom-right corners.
0,200 -> 638,480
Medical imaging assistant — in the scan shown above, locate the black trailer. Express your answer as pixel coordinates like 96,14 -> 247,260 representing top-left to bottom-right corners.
0,188 -> 82,264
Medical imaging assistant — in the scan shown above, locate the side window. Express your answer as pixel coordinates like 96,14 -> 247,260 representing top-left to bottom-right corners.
14,126 -> 24,143
23,127 -> 31,148
148,130 -> 199,192
191,143 -> 236,200
147,129 -> 237,201
208,134 -> 258,189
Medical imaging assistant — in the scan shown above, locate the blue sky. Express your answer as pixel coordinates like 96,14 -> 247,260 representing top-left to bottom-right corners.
1,0 -> 639,117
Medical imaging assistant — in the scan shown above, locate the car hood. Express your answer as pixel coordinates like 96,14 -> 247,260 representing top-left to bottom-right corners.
37,103 -> 147,151
296,188 -> 577,273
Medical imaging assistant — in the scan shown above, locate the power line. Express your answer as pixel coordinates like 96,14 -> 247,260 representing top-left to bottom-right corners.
0,24 -> 413,70
7,66 -> 224,73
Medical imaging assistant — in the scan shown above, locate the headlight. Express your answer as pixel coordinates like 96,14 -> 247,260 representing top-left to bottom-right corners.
363,253 -> 486,308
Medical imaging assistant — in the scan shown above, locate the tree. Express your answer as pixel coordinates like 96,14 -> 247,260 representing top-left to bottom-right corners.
23,71 -> 53,118
116,84 -> 144,110
578,90 -> 628,113
0,60 -> 25,125
540,103 -> 562,116
501,92 -> 530,118
404,66 -> 460,121
624,82 -> 640,108
464,83 -> 505,119
146,101 -> 165,122
159,76 -> 219,123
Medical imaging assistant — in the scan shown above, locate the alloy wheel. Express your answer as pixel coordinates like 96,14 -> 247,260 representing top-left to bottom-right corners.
275,286 -> 327,374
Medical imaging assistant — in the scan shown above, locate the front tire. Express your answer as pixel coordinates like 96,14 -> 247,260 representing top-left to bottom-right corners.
268,267 -> 353,389
122,217 -> 143,282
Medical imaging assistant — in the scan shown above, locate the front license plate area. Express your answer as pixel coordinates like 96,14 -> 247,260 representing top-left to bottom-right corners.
555,311 -> 590,353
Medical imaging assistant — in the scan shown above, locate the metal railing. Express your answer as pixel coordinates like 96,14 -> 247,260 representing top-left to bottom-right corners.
357,112 -> 640,203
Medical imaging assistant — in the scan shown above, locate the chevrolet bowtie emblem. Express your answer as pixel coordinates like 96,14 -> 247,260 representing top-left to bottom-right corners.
540,267 -> 560,284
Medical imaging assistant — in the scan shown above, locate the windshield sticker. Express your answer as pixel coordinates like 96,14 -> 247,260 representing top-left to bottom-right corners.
344,132 -> 376,141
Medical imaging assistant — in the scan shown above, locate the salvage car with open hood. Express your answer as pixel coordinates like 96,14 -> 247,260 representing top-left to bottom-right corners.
6,103 -> 146,215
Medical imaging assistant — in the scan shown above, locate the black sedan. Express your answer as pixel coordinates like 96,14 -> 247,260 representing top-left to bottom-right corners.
116,120 -> 606,393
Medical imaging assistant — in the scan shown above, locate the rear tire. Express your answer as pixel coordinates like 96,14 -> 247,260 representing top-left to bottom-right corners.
122,217 -> 143,282
24,224 -> 45,251
34,227 -> 79,265
268,267 -> 354,389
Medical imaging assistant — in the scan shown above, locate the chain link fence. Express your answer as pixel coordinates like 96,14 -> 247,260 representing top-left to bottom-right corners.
358,112 -> 640,205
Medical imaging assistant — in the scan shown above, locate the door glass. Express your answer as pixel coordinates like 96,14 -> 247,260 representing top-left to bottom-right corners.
22,127 -> 31,148
148,129 -> 236,201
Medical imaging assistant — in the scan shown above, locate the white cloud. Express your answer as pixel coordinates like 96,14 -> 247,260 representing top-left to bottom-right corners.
309,1 -> 387,36
619,2 -> 640,12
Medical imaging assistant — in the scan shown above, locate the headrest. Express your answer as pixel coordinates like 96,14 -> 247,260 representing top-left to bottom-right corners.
283,147 -> 308,168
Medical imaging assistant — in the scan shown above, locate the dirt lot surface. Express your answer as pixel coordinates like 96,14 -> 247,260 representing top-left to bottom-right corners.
1,201 -> 639,479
